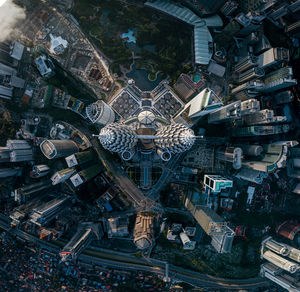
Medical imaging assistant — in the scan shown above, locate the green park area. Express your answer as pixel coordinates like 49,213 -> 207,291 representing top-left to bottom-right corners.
72,0 -> 193,83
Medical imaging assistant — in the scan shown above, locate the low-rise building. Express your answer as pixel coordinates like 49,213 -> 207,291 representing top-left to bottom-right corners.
133,213 -> 155,250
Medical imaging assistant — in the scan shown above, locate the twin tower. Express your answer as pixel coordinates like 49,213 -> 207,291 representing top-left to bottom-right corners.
97,111 -> 195,162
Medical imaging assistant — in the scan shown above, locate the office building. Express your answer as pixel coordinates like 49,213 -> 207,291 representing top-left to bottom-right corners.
240,99 -> 261,115
65,150 -> 94,168
235,12 -> 264,37
30,196 -> 70,227
99,123 -> 137,154
231,81 -> 264,99
235,168 -> 268,184
0,167 -> 22,178
85,100 -> 115,125
31,165 -> 50,178
220,0 -> 238,16
276,221 -> 300,243
208,101 -> 241,124
179,232 -> 196,250
14,180 -> 53,205
106,216 -> 129,238
155,123 -> 195,154
241,109 -> 287,126
0,146 -> 10,162
260,263 -> 300,292
70,164 -> 102,187
215,147 -> 242,169
99,116 -> 195,161
9,41 -> 25,61
173,73 -> 205,101
40,139 -> 79,159
185,195 -> 234,253
181,140 -> 226,172
51,168 -> 76,185
49,34 -> 68,55
238,67 -> 265,83
6,140 -> 33,162
204,175 -> 233,193
242,143 -> 289,173
0,41 -> 22,67
236,144 -> 263,157
60,222 -> 103,261
286,19 -> 300,37
34,55 -> 55,78
231,124 -> 290,137
260,237 -> 300,290
0,62 -> 25,100
287,147 -> 300,178
133,213 -> 154,250
257,48 -> 289,70
234,55 -> 258,73
262,67 -> 297,93
174,88 -> 223,124
187,0 -> 226,14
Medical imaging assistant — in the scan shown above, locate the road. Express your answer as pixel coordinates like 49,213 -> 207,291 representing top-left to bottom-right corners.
90,136 -> 164,212
147,152 -> 185,201
0,217 -> 270,289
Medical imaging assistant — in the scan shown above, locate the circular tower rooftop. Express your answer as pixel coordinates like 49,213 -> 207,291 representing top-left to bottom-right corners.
155,123 -> 195,154
99,123 -> 137,154
138,110 -> 155,125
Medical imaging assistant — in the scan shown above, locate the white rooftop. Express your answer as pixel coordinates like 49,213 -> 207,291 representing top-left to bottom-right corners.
70,173 -> 84,187
138,110 -> 155,125
10,41 -> 24,61
183,88 -> 223,118
65,154 -> 78,168
49,34 -> 68,55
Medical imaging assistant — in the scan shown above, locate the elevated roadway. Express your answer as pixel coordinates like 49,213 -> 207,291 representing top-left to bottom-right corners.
0,217 -> 270,289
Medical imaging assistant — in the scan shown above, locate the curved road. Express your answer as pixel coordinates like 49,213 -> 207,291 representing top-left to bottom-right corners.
0,217 -> 269,289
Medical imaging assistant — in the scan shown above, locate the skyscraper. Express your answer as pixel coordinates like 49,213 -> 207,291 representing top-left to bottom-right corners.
215,147 -> 243,169
40,139 -> 79,159
51,168 -> 76,185
70,164 -> 102,187
60,222 -> 103,261
30,196 -> 70,227
14,180 -> 53,204
262,67 -> 297,93
65,151 -> 94,168
208,101 -> 241,124
85,100 -> 115,125
98,123 -> 137,154
6,140 -> 33,162
155,123 -> 195,154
